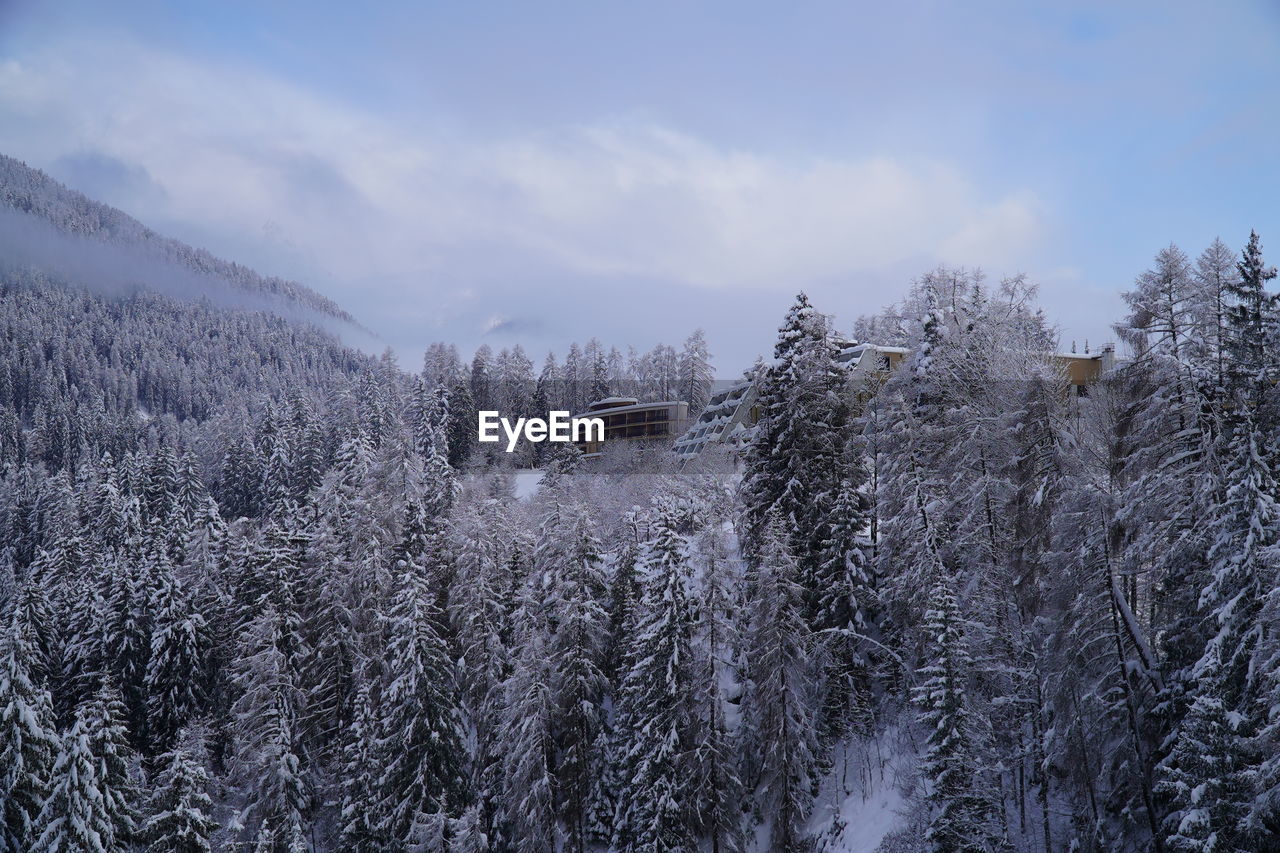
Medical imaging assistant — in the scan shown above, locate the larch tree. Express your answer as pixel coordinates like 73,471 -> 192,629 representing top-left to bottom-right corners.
678,329 -> 715,420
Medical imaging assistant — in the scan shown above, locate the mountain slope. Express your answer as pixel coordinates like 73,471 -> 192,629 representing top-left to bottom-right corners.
0,153 -> 380,479
0,153 -> 355,323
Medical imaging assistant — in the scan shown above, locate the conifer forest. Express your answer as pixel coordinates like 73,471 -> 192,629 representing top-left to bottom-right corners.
2,153 -> 1280,853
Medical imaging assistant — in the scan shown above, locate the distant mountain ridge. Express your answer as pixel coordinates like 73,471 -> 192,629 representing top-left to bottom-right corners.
0,153 -> 356,324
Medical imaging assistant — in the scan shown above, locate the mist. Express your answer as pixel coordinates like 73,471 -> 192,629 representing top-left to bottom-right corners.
0,205 -> 379,351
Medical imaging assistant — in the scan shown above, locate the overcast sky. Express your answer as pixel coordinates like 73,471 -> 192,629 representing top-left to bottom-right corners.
2,1 -> 1278,374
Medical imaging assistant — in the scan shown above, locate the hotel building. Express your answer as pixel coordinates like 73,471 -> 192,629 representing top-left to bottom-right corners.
572,397 -> 691,458
672,341 -> 1117,459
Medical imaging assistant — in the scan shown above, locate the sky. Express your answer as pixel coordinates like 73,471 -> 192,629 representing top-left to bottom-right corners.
1,0 -> 1278,375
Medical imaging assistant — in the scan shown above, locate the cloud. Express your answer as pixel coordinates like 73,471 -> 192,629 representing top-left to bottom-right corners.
482,127 -> 1044,288
483,315 -> 545,336
0,37 -> 1047,363
0,205 -> 352,336
48,150 -> 168,213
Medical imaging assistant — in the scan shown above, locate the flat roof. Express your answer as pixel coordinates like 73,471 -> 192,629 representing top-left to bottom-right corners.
1053,352 -> 1107,361
573,400 -> 686,419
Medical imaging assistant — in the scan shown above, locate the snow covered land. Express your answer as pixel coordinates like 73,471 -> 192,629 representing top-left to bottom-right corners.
2,156 -> 1280,853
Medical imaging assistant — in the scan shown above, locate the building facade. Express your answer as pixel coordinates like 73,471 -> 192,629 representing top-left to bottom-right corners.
1054,345 -> 1117,395
672,379 -> 759,458
572,397 -> 691,458
671,341 -> 1118,460
673,343 -> 911,459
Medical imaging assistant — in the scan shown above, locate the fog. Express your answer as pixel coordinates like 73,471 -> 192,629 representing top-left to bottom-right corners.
0,205 -> 379,350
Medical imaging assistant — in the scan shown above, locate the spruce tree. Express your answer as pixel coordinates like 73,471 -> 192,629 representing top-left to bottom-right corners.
449,503 -> 515,846
911,573 -> 999,853
12,572 -> 58,690
541,504 -> 609,853
230,604 -> 310,852
1255,638 -> 1280,837
446,379 -> 476,469
0,614 -> 58,852
31,715 -> 114,853
145,567 -> 209,753
690,523 -> 745,853
499,631 -> 558,853
449,804 -> 490,853
1189,232 -> 1280,841
337,678 -> 385,853
375,560 -> 469,845
813,460 -> 876,744
470,345 -> 494,412
57,575 -> 107,726
1223,230 -> 1278,408
740,293 -> 849,587
739,521 -> 819,853
603,514 -> 643,683
221,433 -> 262,519
80,683 -> 142,847
102,549 -> 154,750
297,550 -> 358,765
142,739 -> 218,853
610,506 -> 699,852
1155,650 -> 1251,852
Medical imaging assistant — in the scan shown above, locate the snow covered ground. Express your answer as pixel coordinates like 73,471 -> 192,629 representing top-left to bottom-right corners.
806,726 -> 916,852
826,776 -> 906,852
512,468 -> 545,499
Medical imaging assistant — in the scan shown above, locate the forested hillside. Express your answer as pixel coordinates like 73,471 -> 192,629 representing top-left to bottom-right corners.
1,161 -> 1279,852
0,155 -> 353,323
